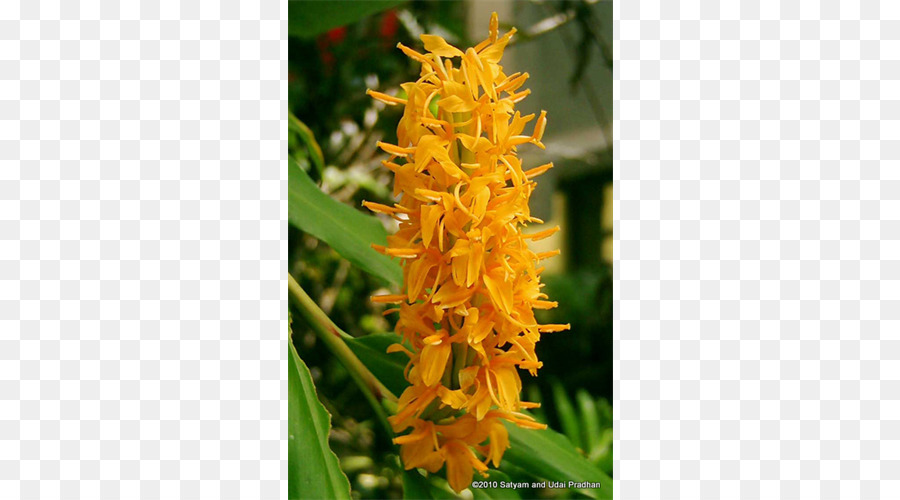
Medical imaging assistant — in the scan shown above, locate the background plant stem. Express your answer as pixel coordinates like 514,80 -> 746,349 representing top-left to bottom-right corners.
288,274 -> 398,435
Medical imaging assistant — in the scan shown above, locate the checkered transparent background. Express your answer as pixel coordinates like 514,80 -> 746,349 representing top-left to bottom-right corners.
617,1 -> 897,499
0,1 -> 284,499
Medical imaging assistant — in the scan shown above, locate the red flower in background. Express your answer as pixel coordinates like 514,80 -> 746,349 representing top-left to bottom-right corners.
317,26 -> 347,69
380,10 -> 399,40
327,26 -> 347,44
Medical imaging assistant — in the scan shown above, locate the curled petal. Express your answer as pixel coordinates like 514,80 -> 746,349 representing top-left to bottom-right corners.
367,89 -> 407,105
482,270 -> 513,315
419,341 -> 451,386
421,34 -> 464,58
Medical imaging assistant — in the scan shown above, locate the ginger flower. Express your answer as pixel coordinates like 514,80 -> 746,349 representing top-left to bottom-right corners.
366,13 -> 569,494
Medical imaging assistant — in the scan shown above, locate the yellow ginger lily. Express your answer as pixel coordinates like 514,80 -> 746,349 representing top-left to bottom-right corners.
366,12 -> 569,494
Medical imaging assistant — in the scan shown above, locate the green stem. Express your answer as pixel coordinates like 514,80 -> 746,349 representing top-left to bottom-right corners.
451,342 -> 468,390
288,274 -> 398,434
453,111 -> 476,167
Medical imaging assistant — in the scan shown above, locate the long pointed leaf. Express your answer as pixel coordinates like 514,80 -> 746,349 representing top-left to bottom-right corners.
402,469 -> 456,499
289,161 -> 402,285
345,333 -> 409,397
289,0 -> 407,39
551,380 -> 581,450
289,114 -> 325,181
289,341 -> 352,499
576,389 -> 602,456
503,423 -> 612,500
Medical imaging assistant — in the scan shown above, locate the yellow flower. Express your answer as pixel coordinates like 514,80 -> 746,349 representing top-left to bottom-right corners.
367,12 -> 569,493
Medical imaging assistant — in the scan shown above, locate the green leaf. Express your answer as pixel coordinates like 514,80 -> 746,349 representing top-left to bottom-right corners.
402,469 -> 456,499
576,389 -> 601,457
289,113 -> 325,181
524,385 -> 546,424
289,161 -> 403,285
595,428 -> 614,476
289,341 -> 352,500
289,0 -> 407,39
504,423 -> 613,500
551,380 -> 581,450
402,468 -> 520,499
345,333 -> 409,397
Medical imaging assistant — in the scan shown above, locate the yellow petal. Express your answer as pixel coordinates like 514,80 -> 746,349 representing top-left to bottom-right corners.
466,241 -> 483,288
377,141 -> 415,156
532,110 -> 547,142
386,343 -> 414,357
445,442 -> 475,493
470,316 -> 494,344
401,437 -> 444,472
457,134 -> 493,153
489,12 -> 499,42
469,340 -> 487,365
414,135 -> 448,171
460,59 -> 480,100
458,365 -> 480,390
366,89 -> 407,106
480,28 -> 516,64
482,270 -> 513,314
464,48 -> 495,100
415,135 -> 464,180
438,95 -> 475,113
493,364 -> 521,411
538,323 -> 570,333
437,386 -> 469,409
471,188 -> 491,222
488,421 -> 509,467
420,204 -> 443,248
406,255 -> 436,301
475,390 -> 492,420
421,34 -> 465,58
441,80 -> 476,107
420,341 -> 451,386
451,252 -> 468,286
423,333 -> 444,345
433,281 -> 474,309
397,42 -> 439,71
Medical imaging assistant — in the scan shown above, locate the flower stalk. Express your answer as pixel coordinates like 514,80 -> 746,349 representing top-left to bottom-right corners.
288,273 -> 397,434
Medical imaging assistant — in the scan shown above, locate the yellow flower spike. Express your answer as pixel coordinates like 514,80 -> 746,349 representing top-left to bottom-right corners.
365,12 -> 562,494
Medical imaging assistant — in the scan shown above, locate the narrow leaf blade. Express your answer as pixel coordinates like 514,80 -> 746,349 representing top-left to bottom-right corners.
345,333 -> 409,397
289,0 -> 407,39
551,380 -> 581,450
402,469 -> 456,499
288,161 -> 402,285
503,423 -> 613,500
289,113 -> 325,180
289,341 -> 352,499
576,389 -> 602,456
